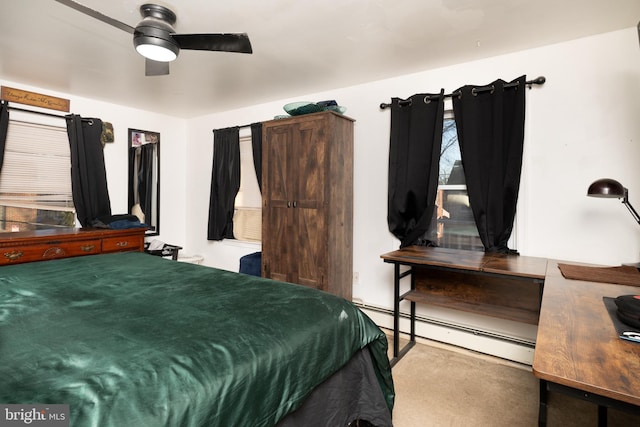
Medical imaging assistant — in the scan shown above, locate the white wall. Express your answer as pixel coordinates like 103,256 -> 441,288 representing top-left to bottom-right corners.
187,26 -> 640,288
0,79 -> 188,247
184,27 -> 640,360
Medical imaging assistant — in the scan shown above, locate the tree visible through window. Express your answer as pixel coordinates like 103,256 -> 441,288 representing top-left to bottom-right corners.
430,112 -> 483,251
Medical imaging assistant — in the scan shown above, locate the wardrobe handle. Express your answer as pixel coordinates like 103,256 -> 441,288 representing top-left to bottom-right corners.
293,201 -> 297,208
287,201 -> 291,208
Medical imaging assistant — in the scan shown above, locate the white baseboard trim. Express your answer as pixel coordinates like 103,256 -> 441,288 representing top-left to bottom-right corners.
356,303 -> 535,366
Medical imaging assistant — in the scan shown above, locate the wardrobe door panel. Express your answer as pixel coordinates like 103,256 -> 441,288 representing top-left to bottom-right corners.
294,205 -> 326,289
262,124 -> 294,280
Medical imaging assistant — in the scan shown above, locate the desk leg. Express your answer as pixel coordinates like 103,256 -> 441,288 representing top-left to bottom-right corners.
409,268 -> 416,344
538,379 -> 548,427
598,405 -> 607,427
393,263 -> 400,360
389,263 -> 416,367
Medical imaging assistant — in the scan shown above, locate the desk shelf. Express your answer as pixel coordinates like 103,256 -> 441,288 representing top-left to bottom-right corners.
410,264 -> 543,325
402,289 -> 540,325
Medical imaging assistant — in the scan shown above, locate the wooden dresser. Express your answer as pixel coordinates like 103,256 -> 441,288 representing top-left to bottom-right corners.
0,227 -> 146,266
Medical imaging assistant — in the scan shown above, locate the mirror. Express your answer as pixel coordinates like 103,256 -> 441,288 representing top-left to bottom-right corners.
128,128 -> 160,236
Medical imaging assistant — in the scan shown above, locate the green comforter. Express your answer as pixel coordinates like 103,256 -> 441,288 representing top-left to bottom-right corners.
0,252 -> 393,426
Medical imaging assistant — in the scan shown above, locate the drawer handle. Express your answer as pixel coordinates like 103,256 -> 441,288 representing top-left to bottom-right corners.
116,241 -> 129,247
81,244 -> 95,252
43,247 -> 65,258
4,250 -> 23,261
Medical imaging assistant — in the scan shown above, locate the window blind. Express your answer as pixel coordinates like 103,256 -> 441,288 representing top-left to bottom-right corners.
233,133 -> 262,242
0,120 -> 74,211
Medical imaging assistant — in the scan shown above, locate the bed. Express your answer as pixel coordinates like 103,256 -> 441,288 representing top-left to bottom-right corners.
0,251 -> 394,426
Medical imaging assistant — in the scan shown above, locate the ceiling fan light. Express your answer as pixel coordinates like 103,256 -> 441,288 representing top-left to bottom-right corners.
134,35 -> 179,62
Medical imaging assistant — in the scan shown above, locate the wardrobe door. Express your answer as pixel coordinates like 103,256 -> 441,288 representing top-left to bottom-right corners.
291,116 -> 327,289
261,123 -> 294,282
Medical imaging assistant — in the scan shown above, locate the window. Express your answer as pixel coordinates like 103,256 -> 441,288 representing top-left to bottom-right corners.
430,111 -> 483,251
232,129 -> 261,242
0,119 -> 75,232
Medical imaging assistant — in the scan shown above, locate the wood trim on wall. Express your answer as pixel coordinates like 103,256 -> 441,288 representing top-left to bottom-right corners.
1,86 -> 70,112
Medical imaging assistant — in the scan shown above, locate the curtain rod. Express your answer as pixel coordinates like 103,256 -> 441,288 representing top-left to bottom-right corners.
213,122 -> 261,133
379,76 -> 546,110
6,104 -> 93,123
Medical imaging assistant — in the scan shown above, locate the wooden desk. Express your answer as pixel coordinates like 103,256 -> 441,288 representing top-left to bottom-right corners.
533,261 -> 640,426
380,246 -> 547,366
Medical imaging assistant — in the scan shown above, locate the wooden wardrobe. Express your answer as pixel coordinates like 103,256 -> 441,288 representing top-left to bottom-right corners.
261,111 -> 354,300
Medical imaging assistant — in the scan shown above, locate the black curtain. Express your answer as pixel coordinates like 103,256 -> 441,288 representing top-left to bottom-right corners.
452,75 -> 526,254
207,127 -> 240,240
0,101 -> 8,173
250,122 -> 263,191
388,91 -> 445,248
65,115 -> 112,228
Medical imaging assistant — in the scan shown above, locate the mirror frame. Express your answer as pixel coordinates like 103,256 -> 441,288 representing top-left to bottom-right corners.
128,128 -> 160,236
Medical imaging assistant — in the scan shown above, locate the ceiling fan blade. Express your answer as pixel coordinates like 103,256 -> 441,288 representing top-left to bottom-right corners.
145,59 -> 169,76
172,33 -> 253,54
54,0 -> 135,34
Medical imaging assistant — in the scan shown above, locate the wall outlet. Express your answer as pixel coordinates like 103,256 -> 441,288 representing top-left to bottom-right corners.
353,272 -> 359,284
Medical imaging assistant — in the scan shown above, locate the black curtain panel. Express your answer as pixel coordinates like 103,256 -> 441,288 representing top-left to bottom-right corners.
250,122 -> 263,191
452,75 -> 526,254
65,115 -> 112,228
131,144 -> 155,224
388,91 -> 445,248
0,101 -> 8,173
208,127 -> 241,240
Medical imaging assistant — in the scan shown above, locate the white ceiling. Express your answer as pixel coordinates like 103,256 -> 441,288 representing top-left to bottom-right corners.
1,0 -> 639,118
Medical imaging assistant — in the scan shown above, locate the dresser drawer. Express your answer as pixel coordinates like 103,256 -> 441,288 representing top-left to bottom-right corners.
0,228 -> 146,265
0,239 -> 102,265
102,235 -> 143,253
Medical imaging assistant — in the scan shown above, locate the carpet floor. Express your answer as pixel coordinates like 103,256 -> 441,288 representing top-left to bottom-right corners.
387,334 -> 640,426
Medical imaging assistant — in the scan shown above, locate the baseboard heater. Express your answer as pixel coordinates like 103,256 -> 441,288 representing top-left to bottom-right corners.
353,301 -> 536,348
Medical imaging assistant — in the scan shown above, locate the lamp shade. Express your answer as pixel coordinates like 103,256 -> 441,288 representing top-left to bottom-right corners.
587,178 -> 626,198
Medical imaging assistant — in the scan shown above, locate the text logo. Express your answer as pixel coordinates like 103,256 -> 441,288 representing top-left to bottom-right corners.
0,405 -> 69,427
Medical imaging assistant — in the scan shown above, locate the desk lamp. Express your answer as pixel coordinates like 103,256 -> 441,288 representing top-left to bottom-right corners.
587,178 -> 640,226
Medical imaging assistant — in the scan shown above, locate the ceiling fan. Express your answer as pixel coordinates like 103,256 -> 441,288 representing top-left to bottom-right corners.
54,0 -> 252,76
